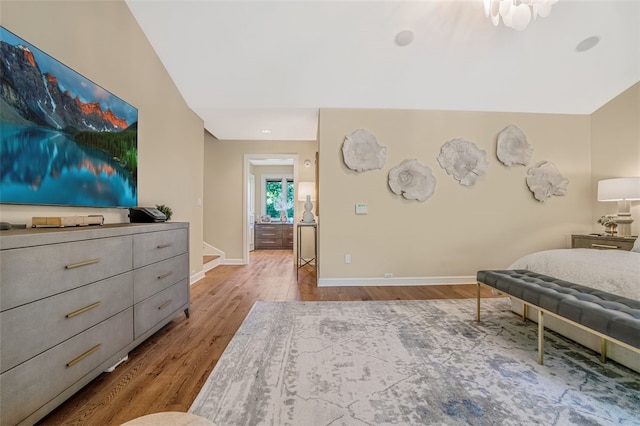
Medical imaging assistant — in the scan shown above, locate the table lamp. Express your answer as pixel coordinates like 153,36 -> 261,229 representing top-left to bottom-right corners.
597,177 -> 640,237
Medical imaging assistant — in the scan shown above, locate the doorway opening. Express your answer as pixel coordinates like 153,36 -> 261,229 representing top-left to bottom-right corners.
243,154 -> 299,264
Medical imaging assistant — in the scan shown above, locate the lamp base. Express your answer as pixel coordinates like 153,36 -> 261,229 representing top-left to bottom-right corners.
301,195 -> 315,223
615,215 -> 633,237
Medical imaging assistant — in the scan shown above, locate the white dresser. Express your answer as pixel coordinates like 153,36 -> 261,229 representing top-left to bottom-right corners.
0,222 -> 190,426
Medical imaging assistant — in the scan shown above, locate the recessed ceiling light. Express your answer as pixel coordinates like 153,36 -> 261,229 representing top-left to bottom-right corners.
575,36 -> 600,53
394,30 -> 414,47
261,129 -> 272,134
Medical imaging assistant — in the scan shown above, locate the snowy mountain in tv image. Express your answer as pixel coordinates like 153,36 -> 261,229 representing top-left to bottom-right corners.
0,26 -> 138,208
0,30 -> 137,133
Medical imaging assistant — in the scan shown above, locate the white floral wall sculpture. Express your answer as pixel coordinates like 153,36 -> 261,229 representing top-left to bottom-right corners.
342,129 -> 387,172
526,161 -> 569,202
496,124 -> 533,167
388,159 -> 436,202
436,138 -> 489,186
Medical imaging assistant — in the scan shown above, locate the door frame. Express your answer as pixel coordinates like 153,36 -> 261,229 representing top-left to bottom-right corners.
248,173 -> 255,251
243,153 -> 299,264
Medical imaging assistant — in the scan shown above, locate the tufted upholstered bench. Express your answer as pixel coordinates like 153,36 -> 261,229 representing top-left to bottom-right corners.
476,269 -> 640,365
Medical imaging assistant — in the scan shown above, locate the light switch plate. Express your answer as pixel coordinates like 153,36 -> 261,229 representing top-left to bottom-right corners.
355,203 -> 368,214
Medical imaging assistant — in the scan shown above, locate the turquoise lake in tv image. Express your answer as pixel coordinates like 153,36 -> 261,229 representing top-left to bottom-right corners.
0,124 -> 137,208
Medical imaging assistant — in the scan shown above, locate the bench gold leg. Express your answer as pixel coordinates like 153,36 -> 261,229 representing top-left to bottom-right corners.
538,309 -> 544,365
601,338 -> 607,363
476,282 -> 481,323
522,303 -> 528,321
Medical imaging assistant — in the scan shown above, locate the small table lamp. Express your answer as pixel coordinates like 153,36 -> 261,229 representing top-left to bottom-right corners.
597,177 -> 640,237
298,181 -> 316,223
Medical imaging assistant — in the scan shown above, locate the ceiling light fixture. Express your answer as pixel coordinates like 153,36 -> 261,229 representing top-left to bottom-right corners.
483,0 -> 559,31
261,129 -> 272,134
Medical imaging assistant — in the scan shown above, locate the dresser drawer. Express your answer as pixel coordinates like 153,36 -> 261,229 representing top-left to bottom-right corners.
284,225 -> 294,239
133,253 -> 188,303
282,236 -> 294,248
0,272 -> 133,374
134,280 -> 189,339
255,224 -> 283,238
255,238 -> 282,248
0,308 -> 133,426
1,236 -> 133,311
133,229 -> 188,268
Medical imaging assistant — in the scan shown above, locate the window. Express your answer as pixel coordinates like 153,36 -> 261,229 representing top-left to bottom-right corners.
264,177 -> 294,220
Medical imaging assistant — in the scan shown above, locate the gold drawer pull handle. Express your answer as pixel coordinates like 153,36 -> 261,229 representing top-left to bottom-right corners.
591,243 -> 618,249
157,271 -> 173,280
158,299 -> 173,310
67,343 -> 101,368
65,258 -> 101,269
157,243 -> 172,249
66,301 -> 101,318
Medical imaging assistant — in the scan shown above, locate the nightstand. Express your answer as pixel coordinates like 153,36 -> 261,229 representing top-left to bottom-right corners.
571,234 -> 637,251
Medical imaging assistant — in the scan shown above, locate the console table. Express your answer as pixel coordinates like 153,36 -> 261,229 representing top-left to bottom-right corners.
296,223 -> 317,283
0,222 -> 190,426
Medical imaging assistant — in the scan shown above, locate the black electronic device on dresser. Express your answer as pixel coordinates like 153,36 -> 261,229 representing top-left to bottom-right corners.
129,207 -> 167,223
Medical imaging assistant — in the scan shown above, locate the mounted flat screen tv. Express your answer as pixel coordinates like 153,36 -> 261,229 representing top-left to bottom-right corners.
0,26 -> 138,208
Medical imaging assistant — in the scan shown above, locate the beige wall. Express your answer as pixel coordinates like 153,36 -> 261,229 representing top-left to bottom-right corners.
318,109 -> 592,284
0,0 -> 205,277
203,133 -> 317,260
590,82 -> 640,235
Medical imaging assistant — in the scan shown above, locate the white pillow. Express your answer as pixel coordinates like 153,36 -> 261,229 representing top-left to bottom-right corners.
632,237 -> 640,253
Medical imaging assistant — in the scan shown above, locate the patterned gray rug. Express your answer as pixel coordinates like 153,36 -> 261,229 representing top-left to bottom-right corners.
189,299 -> 640,425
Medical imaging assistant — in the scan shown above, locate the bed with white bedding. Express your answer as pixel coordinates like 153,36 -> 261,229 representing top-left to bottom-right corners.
508,248 -> 640,300
505,242 -> 640,372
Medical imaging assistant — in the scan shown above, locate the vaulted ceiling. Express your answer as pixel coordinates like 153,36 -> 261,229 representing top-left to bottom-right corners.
125,0 -> 640,141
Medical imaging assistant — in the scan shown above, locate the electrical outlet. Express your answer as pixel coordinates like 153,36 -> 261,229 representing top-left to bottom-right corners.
384,272 -> 393,278
345,254 -> 351,264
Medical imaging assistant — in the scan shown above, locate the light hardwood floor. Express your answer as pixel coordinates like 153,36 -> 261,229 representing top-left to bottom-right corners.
39,250 -> 502,425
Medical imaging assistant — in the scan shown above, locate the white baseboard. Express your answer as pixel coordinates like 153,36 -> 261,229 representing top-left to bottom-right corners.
203,258 -> 221,273
222,258 -> 245,265
190,270 -> 206,285
318,275 -> 476,287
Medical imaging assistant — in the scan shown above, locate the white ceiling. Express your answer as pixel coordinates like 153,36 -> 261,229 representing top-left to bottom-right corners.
125,0 -> 640,141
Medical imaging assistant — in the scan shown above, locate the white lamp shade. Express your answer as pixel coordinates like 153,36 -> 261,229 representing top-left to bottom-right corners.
298,182 -> 316,201
597,177 -> 640,201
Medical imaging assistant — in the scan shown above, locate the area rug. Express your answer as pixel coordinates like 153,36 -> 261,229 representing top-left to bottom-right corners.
189,299 -> 640,425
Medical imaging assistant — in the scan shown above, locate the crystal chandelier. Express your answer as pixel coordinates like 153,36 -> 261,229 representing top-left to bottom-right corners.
483,0 -> 559,31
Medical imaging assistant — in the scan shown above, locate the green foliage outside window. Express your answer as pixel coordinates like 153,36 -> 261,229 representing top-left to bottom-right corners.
265,179 -> 294,219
